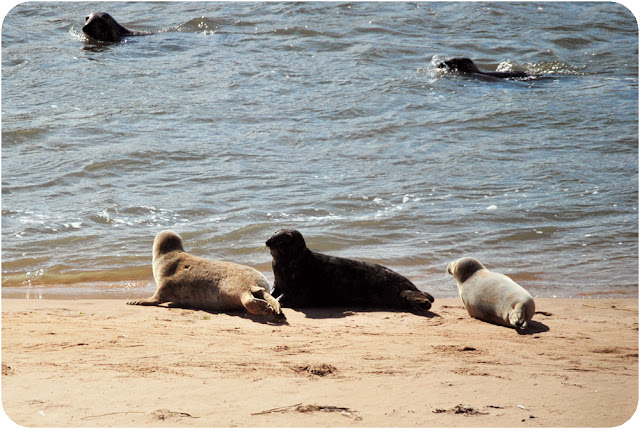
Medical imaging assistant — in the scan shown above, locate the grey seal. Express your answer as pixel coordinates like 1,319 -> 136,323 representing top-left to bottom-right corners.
82,12 -> 151,43
127,230 -> 285,321
447,257 -> 535,329
437,57 -> 530,79
265,229 -> 434,312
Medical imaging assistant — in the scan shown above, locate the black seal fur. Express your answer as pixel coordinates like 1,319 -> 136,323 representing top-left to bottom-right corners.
437,57 -> 530,79
82,12 -> 149,43
265,229 -> 434,312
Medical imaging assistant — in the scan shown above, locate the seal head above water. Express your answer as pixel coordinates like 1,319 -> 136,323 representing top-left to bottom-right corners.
438,57 -> 530,79
265,229 -> 434,312
447,257 -> 535,329
127,230 -> 285,321
82,12 -> 149,42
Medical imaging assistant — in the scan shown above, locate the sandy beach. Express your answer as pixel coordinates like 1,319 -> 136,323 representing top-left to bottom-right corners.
1,297 -> 637,427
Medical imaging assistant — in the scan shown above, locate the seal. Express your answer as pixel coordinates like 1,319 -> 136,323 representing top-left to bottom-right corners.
437,57 -> 530,79
82,12 -> 150,42
127,230 -> 285,321
447,257 -> 535,329
265,229 -> 434,312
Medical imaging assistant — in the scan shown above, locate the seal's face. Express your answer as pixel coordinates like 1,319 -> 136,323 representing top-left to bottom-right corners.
82,12 -> 124,42
509,309 -> 527,330
447,257 -> 485,284
437,57 -> 481,74
265,229 -> 306,261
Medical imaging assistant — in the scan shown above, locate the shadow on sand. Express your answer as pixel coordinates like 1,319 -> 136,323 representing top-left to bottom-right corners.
517,319 -> 550,335
288,306 -> 441,320
156,303 -> 289,326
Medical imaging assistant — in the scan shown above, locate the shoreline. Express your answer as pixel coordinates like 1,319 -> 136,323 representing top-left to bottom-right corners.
2,280 -> 637,301
2,297 -> 638,427
3,263 -> 637,301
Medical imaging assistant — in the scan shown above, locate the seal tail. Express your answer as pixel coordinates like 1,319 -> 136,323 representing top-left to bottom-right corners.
400,290 -> 434,312
243,286 -> 286,321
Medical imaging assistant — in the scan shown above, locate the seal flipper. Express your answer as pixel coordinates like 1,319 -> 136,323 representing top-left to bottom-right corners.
126,296 -> 165,306
241,287 -> 286,320
400,290 -> 434,311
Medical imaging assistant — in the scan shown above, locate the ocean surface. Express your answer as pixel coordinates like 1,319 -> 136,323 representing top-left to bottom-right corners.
2,1 -> 638,300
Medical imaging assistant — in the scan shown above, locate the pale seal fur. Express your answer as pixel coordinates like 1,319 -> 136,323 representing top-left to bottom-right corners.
82,12 -> 151,43
127,230 -> 285,321
447,257 -> 535,329
265,229 -> 434,312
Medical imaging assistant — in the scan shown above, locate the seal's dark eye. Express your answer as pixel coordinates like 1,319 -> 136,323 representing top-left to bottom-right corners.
85,16 -> 89,21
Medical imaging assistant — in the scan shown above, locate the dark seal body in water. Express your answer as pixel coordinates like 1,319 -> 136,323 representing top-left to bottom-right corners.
82,12 -> 150,42
265,229 -> 434,312
438,57 -> 530,79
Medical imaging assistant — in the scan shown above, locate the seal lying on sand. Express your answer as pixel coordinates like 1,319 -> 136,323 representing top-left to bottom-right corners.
447,257 -> 535,329
82,12 -> 151,42
265,229 -> 434,312
437,57 -> 530,79
127,230 -> 285,321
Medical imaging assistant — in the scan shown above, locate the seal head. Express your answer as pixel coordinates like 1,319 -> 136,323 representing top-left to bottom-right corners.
509,303 -> 528,329
265,229 -> 307,260
447,257 -> 485,284
82,12 -> 134,42
438,57 -> 482,74
153,230 -> 185,259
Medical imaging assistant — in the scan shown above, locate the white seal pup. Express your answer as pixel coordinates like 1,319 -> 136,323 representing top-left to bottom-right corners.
127,230 -> 285,321
447,257 -> 535,329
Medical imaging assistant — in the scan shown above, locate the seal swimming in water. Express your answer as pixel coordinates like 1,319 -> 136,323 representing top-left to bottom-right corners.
265,229 -> 434,312
127,230 -> 285,321
437,57 -> 530,79
82,12 -> 151,42
447,257 -> 535,329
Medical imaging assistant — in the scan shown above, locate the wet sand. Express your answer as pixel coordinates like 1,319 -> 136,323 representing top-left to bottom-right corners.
2,297 -> 638,427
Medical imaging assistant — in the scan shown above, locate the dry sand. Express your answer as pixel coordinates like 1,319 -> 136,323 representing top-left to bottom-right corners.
1,297 -> 638,427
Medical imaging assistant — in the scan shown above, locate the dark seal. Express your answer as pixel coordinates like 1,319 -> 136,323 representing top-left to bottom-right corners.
265,229 -> 434,312
82,12 -> 150,42
437,57 -> 530,79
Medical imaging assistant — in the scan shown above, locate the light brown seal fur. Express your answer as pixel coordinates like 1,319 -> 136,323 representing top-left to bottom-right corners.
447,257 -> 535,329
127,230 -> 285,321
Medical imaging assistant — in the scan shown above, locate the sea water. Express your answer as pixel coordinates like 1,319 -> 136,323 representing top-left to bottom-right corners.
2,1 -> 638,299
